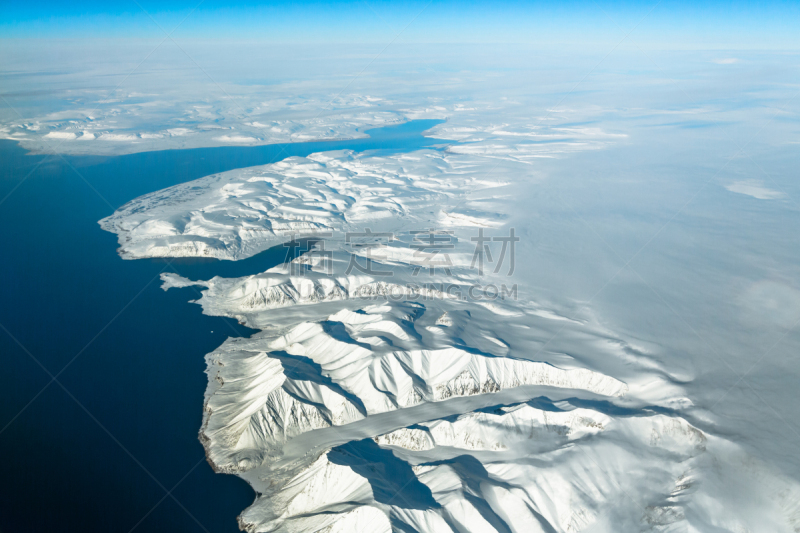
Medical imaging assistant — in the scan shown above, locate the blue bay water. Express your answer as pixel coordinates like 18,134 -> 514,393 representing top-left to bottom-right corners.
0,120 -> 443,533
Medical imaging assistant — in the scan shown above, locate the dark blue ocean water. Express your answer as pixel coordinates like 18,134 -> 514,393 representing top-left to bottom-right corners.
0,120 -> 443,533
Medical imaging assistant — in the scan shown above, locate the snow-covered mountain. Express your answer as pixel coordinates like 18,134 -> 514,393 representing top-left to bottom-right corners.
101,131 -> 800,532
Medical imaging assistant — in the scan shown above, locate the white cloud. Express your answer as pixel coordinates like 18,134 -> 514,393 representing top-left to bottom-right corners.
739,280 -> 800,329
725,180 -> 784,200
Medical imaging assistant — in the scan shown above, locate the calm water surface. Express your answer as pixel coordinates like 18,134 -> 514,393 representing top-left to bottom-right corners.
0,120 -> 443,533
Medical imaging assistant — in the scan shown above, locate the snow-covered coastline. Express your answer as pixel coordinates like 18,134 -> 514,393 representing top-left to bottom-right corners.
100,131 -> 800,532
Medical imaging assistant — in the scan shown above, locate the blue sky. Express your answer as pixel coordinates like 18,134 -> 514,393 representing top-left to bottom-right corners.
1,1 -> 799,48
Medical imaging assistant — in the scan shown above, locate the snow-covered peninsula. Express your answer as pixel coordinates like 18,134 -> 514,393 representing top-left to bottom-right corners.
100,127 -> 800,532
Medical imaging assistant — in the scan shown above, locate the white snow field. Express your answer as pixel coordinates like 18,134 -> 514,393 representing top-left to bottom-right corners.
100,124 -> 800,532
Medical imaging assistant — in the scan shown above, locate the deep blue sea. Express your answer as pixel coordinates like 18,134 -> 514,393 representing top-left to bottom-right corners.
0,120 -> 443,533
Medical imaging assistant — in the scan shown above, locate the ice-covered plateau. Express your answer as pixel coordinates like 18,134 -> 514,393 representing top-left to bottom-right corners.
101,146 -> 800,532
2,77 -> 628,158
